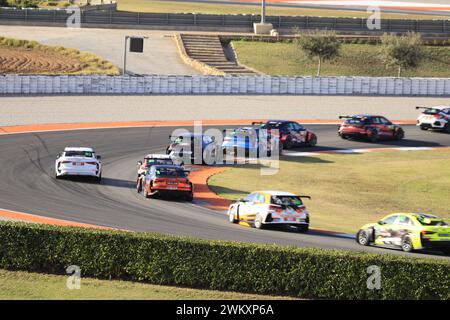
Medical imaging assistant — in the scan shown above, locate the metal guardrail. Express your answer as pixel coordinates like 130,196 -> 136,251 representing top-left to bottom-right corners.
0,8 -> 449,34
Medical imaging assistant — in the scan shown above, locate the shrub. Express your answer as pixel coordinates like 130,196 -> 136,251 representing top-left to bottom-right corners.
0,222 -> 448,299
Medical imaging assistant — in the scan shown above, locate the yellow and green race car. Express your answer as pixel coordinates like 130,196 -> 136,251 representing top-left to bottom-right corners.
356,213 -> 450,254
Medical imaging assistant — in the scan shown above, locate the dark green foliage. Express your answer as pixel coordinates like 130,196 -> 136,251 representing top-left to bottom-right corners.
0,222 -> 448,299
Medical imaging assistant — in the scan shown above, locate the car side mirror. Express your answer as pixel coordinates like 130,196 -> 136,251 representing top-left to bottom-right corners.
137,161 -> 143,166
56,153 -> 61,159
238,198 -> 246,202
378,221 -> 384,225
97,155 -> 102,160
211,136 -> 215,142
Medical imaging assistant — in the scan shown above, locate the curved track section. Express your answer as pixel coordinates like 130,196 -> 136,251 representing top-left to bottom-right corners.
1,124 -> 449,259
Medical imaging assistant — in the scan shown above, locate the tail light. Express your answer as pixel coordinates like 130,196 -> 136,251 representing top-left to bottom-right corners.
269,205 -> 283,213
421,231 -> 436,238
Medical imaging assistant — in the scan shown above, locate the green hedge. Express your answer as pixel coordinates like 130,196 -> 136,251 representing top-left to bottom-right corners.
0,222 -> 448,299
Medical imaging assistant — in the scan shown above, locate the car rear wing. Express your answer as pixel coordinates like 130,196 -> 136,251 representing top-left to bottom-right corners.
338,115 -> 353,119
298,195 -> 311,200
415,106 -> 432,110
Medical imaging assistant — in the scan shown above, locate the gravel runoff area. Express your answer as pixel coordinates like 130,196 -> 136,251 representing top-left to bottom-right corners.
0,95 -> 449,126
0,26 -> 199,76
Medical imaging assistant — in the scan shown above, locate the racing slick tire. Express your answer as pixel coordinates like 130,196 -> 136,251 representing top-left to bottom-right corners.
356,229 -> 371,246
306,136 -> 317,148
444,123 -> 450,134
394,128 -> 405,140
340,134 -> 349,140
419,125 -> 428,131
185,191 -> 194,202
228,206 -> 238,224
283,137 -> 294,150
254,214 -> 265,229
296,224 -> 309,233
95,174 -> 102,183
401,236 -> 414,252
369,130 -> 379,143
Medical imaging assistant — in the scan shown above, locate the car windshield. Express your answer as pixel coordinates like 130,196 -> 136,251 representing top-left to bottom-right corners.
155,167 -> 186,178
416,215 -> 448,226
271,195 -> 303,207
226,129 -> 257,138
423,108 -> 441,115
146,158 -> 173,166
65,151 -> 93,157
345,117 -> 369,125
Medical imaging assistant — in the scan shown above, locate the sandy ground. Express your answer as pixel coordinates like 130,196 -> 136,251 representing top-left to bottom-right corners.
0,26 -> 199,76
0,95 -> 448,126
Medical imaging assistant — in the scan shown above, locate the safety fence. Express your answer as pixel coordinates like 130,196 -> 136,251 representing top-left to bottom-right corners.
0,7 -> 449,34
0,75 -> 449,96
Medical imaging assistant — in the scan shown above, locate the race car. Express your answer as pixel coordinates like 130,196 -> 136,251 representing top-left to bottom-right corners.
227,191 -> 311,232
221,125 -> 282,159
55,147 -> 102,182
166,133 -> 218,165
338,115 -> 404,142
416,106 -> 450,133
254,120 -> 317,149
138,164 -> 193,201
356,213 -> 449,254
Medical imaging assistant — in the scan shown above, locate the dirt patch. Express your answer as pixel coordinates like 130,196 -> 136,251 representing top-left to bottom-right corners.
0,45 -> 86,74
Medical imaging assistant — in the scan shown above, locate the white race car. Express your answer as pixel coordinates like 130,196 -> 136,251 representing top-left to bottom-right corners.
55,147 -> 102,182
227,191 -> 311,232
416,106 -> 450,133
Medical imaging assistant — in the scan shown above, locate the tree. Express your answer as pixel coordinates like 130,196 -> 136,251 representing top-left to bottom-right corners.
296,29 -> 341,76
380,32 -> 424,77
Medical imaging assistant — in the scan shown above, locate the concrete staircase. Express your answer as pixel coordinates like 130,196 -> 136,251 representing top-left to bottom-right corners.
179,34 -> 257,76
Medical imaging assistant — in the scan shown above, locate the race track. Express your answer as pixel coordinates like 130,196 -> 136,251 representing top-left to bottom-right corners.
1,124 -> 449,259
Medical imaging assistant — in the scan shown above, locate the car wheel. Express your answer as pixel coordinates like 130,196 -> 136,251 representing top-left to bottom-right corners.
401,236 -> 414,252
283,137 -> 293,149
307,135 -> 317,147
420,125 -> 428,131
96,173 -> 102,183
185,191 -> 193,202
395,128 -> 405,140
297,225 -> 309,233
254,214 -> 265,229
228,207 -> 238,223
340,134 -> 348,140
444,123 -> 450,134
357,230 -> 370,246
369,130 -> 378,143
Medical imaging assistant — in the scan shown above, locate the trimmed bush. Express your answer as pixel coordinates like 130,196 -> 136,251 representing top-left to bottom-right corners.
0,222 -> 448,299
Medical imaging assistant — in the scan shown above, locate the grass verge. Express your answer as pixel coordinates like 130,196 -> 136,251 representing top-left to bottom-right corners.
232,41 -> 450,77
0,36 -> 120,75
0,269 -> 291,299
117,0 -> 450,20
208,150 -> 450,234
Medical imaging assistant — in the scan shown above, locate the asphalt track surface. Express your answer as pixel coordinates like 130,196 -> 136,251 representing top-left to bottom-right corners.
1,124 -> 449,259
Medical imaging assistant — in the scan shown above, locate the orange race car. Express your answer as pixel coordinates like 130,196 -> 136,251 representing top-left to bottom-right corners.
137,165 -> 194,201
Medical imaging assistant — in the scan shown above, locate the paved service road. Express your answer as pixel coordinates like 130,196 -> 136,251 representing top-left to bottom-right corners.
1,95 -> 449,126
0,125 -> 449,259
0,26 -> 199,75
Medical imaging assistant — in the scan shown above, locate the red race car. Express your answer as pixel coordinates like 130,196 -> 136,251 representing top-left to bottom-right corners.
138,165 -> 194,201
338,115 -> 405,143
254,120 -> 317,149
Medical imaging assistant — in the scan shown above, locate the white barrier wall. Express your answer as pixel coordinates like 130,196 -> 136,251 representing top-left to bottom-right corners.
0,75 -> 449,96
